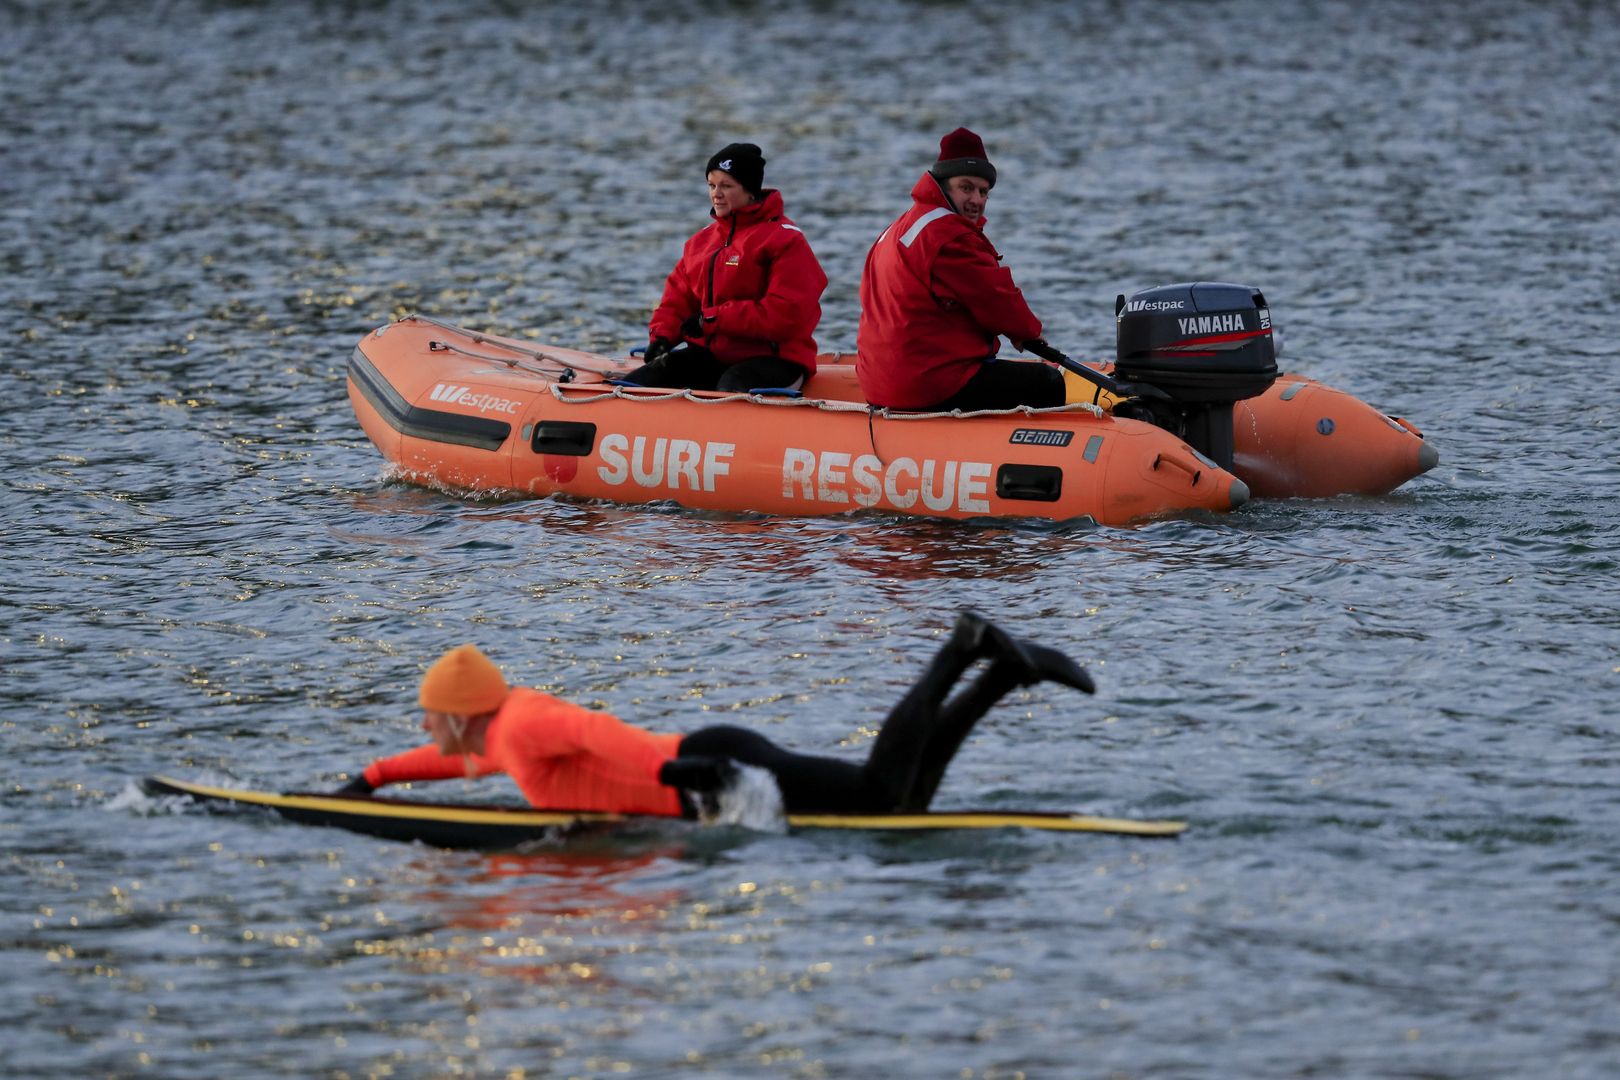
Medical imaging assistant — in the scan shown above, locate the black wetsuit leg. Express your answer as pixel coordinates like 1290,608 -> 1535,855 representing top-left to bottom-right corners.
676,614 -> 996,813
620,346 -> 727,390
927,359 -> 1065,411
675,615 -> 1092,815
715,355 -> 807,393
898,622 -> 1096,809
858,615 -> 990,807
677,725 -> 887,813
897,658 -> 1023,811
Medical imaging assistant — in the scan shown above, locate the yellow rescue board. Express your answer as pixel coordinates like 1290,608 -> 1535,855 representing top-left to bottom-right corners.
143,775 -> 1188,844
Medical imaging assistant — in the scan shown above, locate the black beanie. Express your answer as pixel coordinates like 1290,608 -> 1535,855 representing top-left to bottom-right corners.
705,142 -> 766,197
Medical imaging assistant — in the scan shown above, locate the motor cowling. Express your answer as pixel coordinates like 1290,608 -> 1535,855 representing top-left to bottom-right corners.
1113,282 -> 1280,470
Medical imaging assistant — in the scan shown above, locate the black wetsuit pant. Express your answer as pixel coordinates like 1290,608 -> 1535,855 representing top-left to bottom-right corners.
922,357 -> 1064,412
622,346 -> 805,393
675,628 -> 1021,814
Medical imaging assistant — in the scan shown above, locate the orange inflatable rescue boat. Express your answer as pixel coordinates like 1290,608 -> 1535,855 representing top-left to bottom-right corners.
347,282 -> 1436,526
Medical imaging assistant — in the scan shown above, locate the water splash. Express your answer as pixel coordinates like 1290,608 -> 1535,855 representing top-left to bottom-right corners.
704,764 -> 787,833
104,773 -> 239,815
105,779 -> 160,813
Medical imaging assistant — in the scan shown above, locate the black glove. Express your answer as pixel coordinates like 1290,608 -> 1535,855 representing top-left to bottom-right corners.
658,755 -> 739,793
679,313 -> 711,340
335,775 -> 374,795
643,337 -> 674,365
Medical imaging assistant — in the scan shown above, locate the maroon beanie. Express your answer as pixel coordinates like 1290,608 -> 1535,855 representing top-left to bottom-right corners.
929,127 -> 997,188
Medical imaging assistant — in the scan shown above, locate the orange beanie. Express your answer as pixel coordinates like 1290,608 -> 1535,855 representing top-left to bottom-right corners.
419,644 -> 509,715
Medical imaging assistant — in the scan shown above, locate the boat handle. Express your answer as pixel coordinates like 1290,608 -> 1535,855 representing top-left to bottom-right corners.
1151,453 -> 1201,486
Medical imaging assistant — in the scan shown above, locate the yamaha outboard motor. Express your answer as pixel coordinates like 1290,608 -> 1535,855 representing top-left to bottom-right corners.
1113,282 -> 1279,470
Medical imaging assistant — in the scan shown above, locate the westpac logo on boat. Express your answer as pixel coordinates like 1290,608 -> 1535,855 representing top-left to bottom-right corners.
428,383 -> 523,415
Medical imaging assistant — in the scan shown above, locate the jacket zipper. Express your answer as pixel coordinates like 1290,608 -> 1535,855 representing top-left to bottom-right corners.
705,216 -> 738,310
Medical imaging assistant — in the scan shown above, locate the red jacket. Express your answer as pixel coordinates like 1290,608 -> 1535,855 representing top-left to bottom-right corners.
856,174 -> 1043,408
649,189 -> 827,373
362,687 -> 684,815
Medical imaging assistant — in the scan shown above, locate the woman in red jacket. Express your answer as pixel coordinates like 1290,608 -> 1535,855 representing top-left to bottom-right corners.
623,142 -> 828,393
339,612 -> 1093,817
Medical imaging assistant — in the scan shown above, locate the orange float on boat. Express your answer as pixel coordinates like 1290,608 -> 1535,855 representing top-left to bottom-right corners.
1232,374 -> 1436,499
1080,369 -> 1437,501
347,283 -> 1436,525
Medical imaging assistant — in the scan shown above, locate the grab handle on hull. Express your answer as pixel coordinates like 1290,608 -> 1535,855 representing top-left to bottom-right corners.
1151,453 -> 1201,486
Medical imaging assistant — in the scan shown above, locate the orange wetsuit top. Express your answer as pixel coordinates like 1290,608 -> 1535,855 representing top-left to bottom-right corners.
361,687 -> 684,815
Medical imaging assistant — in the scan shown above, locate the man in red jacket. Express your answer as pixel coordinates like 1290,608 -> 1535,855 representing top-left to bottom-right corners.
856,128 -> 1065,411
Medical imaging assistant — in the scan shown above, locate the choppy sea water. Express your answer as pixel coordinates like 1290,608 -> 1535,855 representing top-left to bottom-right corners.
4,1 -> 1618,1077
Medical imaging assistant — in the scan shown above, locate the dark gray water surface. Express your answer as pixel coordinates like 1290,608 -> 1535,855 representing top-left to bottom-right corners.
4,1 -> 1618,1077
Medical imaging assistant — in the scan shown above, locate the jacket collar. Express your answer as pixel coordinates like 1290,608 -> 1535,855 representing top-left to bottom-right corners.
711,188 -> 785,226
910,172 -> 986,231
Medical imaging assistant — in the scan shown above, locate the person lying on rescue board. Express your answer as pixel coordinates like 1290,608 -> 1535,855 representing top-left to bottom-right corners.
857,127 -> 1074,412
621,141 -> 829,396
336,613 -> 1093,817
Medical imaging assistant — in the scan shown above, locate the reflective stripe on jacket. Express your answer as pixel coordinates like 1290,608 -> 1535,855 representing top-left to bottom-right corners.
856,173 -> 1042,408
